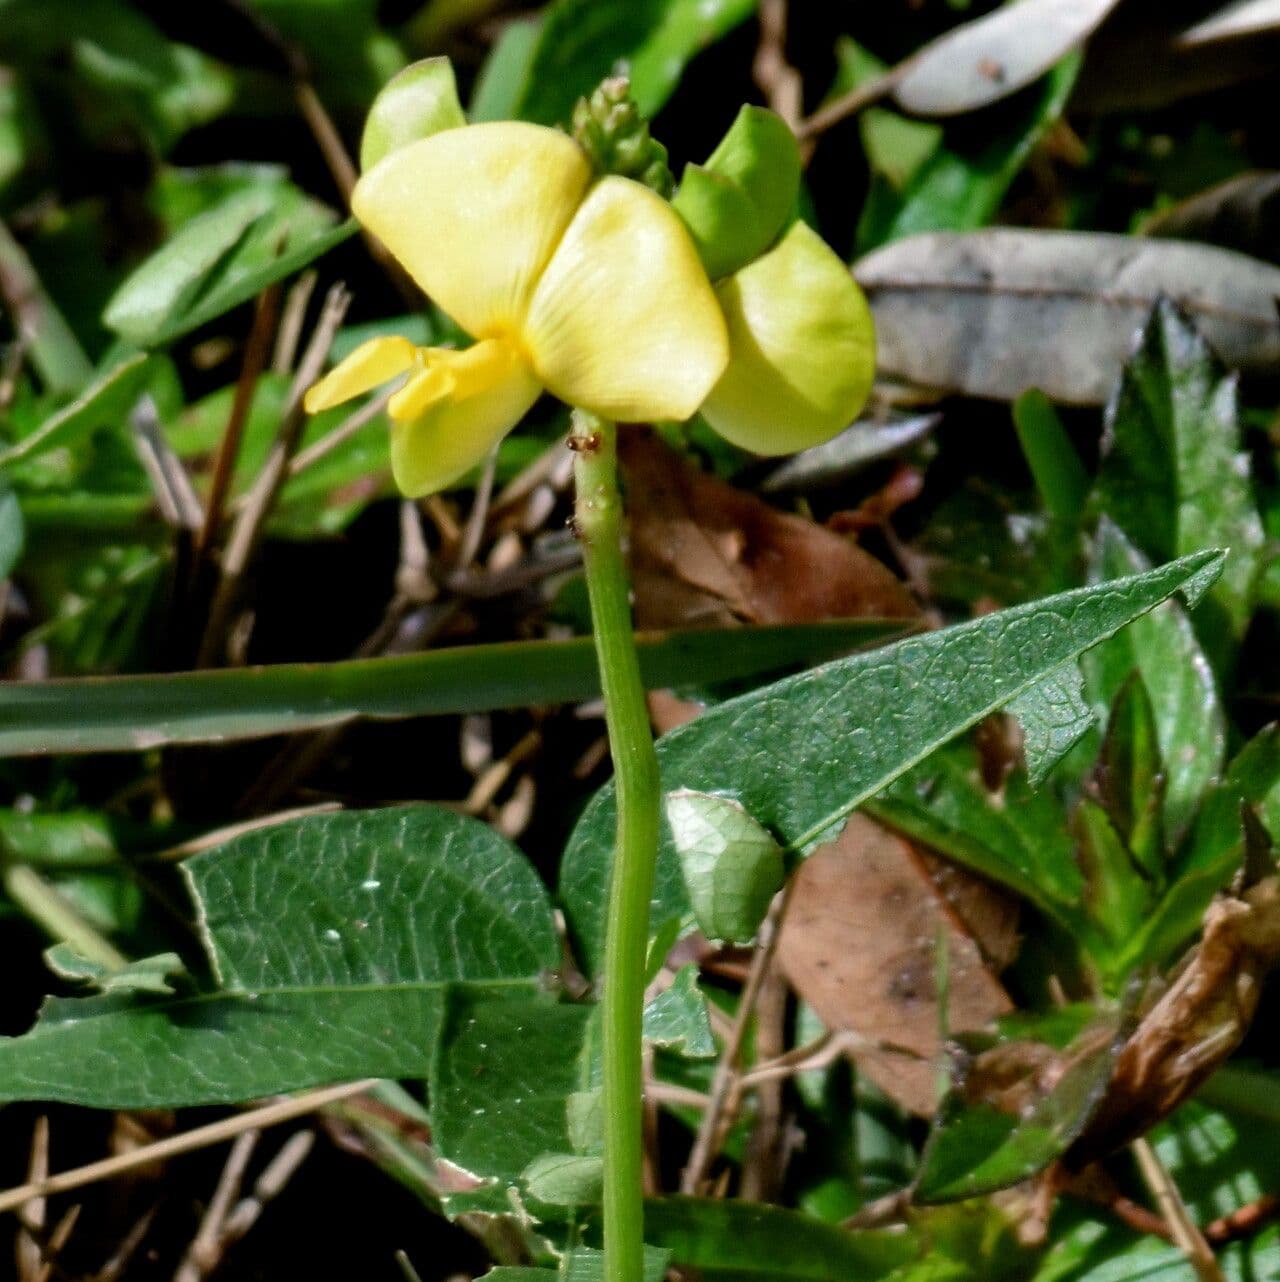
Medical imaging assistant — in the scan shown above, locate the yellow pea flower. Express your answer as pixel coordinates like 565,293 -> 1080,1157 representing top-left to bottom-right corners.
304,121 -> 729,496
699,221 -> 877,456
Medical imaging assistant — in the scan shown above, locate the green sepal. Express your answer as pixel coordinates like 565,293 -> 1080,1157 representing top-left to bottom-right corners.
360,57 -> 467,172
672,105 -> 801,279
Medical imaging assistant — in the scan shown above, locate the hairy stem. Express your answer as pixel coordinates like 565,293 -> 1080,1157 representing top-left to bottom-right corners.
571,412 -> 659,1282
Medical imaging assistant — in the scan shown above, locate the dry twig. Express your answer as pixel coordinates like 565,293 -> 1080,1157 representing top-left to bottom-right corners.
681,886 -> 793,1193
173,1130 -> 260,1282
1132,1137 -> 1224,1282
196,283 -> 282,564
199,283 -> 350,666
753,0 -> 803,131
0,1079 -> 374,1217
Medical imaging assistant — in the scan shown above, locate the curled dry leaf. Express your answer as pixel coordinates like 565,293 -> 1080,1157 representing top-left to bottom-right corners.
892,0 -> 1122,118
620,428 -> 919,631
856,229 -> 1280,405
1067,874 -> 1280,1168
777,813 -> 1017,1116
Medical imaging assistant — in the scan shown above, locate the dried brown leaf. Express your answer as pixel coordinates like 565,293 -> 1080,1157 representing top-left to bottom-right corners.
1068,875 -> 1280,1166
777,814 -> 1017,1115
621,428 -> 918,631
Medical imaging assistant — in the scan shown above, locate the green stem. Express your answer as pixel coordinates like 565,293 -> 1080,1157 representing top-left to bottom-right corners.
2,862 -> 128,970
571,411 -> 659,1282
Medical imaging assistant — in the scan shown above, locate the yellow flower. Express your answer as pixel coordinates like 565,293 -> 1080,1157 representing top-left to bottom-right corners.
304,121 -> 729,496
699,221 -> 877,456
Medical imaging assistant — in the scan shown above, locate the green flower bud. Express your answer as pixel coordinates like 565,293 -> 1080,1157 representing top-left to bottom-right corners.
571,75 -> 673,197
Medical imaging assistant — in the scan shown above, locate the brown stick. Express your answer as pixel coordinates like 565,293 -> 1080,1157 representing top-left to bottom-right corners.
680,885 -> 793,1193
795,69 -> 900,144
0,1080 -> 375,1217
196,284 -> 282,564
739,966 -> 789,1201
198,283 -> 350,667
1132,1137 -> 1224,1282
753,0 -> 803,131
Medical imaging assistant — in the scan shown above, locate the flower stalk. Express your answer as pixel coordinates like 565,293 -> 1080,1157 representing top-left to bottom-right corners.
570,410 -> 660,1282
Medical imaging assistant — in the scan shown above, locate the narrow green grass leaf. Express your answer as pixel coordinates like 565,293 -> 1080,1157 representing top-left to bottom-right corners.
0,620 -> 901,756
560,551 -> 1224,976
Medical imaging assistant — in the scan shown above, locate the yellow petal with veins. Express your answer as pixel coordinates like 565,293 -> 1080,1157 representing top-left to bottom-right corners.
352,123 -> 592,340
523,176 -> 728,422
303,336 -> 418,414
389,339 -> 542,497
700,221 -> 875,455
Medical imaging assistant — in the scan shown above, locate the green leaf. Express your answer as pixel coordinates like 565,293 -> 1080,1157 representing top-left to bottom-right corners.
0,219 -> 93,397
914,1014 -> 1123,1202
44,946 -> 184,996
479,1252 -> 672,1282
1013,389 -> 1089,525
249,0 -> 404,111
0,809 -> 117,869
665,790 -> 784,944
672,106 -> 800,279
848,40 -> 1080,253
521,1153 -> 604,1206
514,0 -> 754,125
103,188 -> 355,348
0,620 -> 901,756
561,551 -> 1223,976
642,964 -> 715,1058
636,1196 -> 917,1282
1006,661 -> 1094,786
1134,727 -> 1280,971
0,0 -> 234,153
1092,298 -> 1264,657
0,807 -> 558,1106
563,1246 -> 670,1282
431,995 -> 594,1192
0,353 -> 152,469
1095,675 -> 1164,880
359,57 -> 466,171
868,742 -> 1082,922
0,480 -> 23,578
1075,798 -> 1152,966
1082,521 -> 1224,845
470,18 -> 542,122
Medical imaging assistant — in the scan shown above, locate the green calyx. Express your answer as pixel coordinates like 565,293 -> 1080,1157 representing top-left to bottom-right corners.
571,75 -> 674,198
360,57 -> 467,172
672,104 -> 802,280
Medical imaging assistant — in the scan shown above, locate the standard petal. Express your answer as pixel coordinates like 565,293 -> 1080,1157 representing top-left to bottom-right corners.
389,341 -> 542,497
303,336 -> 418,414
700,222 -> 876,455
352,123 -> 592,340
523,176 -> 728,422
